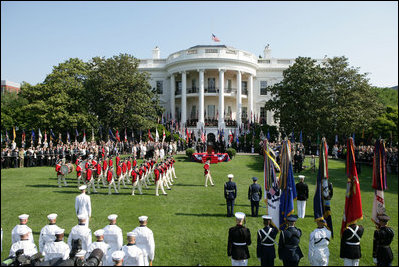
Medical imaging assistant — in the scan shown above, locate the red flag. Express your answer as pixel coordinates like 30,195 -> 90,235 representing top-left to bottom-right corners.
115,130 -> 121,142
148,129 -> 154,142
186,128 -> 189,143
211,33 -> 220,42
341,137 -> 363,235
124,129 -> 128,142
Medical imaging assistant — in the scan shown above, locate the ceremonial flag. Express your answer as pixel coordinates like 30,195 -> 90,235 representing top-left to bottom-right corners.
31,129 -> 35,142
108,128 -> 116,141
148,129 -> 154,142
299,131 -> 303,144
291,130 -> 295,143
236,131 -> 239,146
263,139 -> 281,228
124,129 -> 128,142
211,33 -> 220,42
58,132 -> 62,143
314,137 -> 333,237
5,130 -> 10,143
371,139 -> 387,225
13,127 -> 16,141
352,133 -> 355,145
50,129 -> 56,141
229,130 -> 233,144
131,129 -> 134,142
82,130 -> 86,143
67,132 -> 71,143
38,128 -> 42,144
75,129 -> 79,142
279,140 -> 297,230
267,131 -> 270,140
186,128 -> 189,143
155,128 -> 159,142
44,130 -> 47,143
115,130 -> 120,142
162,128 -> 166,143
202,130 -> 206,143
341,137 -> 363,235
22,129 -> 26,143
92,128 -> 95,142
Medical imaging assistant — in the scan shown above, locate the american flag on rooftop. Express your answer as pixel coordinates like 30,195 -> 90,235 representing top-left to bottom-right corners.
211,33 -> 220,42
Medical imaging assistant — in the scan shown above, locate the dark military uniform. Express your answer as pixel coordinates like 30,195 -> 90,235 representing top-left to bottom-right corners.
278,226 -> 303,266
373,226 -> 394,266
228,225 -> 251,261
295,181 -> 308,201
224,180 -> 237,217
248,183 -> 262,217
340,224 -> 364,261
257,225 -> 278,266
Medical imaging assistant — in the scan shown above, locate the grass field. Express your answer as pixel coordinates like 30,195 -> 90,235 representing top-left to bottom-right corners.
1,154 -> 398,266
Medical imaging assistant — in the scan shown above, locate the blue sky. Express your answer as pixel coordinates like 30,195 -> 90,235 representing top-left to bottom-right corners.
1,1 -> 398,87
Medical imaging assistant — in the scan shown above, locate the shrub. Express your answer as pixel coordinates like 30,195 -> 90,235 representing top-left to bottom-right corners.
186,148 -> 195,159
226,148 -> 236,159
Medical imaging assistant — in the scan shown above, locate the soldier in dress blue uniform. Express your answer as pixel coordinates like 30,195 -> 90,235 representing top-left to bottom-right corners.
257,215 -> 278,266
373,214 -> 394,266
340,222 -> 364,266
228,212 -> 251,266
278,215 -> 303,266
248,177 -> 262,217
224,174 -> 237,217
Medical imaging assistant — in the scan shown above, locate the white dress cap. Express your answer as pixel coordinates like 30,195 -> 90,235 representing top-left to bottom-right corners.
262,215 -> 272,220
112,250 -> 125,261
138,216 -> 148,222
108,214 -> 118,220
127,232 -> 137,237
78,185 -> 87,190
17,225 -> 30,235
228,174 -> 234,178
77,214 -> 87,220
235,212 -> 246,220
75,250 -> 86,257
18,214 -> 29,220
298,175 -> 305,179
47,213 -> 58,220
94,229 -> 105,236
55,228 -> 65,235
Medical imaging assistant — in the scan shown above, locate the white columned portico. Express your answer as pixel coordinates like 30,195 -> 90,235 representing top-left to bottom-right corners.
181,71 -> 187,127
248,74 -> 253,123
170,74 -> 175,120
236,70 -> 242,127
218,69 -> 225,128
198,69 -> 205,128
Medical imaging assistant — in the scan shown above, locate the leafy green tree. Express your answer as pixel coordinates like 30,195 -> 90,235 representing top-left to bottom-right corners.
1,91 -> 29,131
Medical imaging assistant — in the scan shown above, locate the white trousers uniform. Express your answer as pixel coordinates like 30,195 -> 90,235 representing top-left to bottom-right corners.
162,173 -> 171,189
205,173 -> 214,187
97,171 -> 106,188
297,200 -> 306,218
132,180 -> 142,195
108,179 -> 118,195
155,179 -> 167,196
344,258 -> 360,266
172,166 -> 177,179
117,175 -> 126,190
231,259 -> 248,266
87,179 -> 97,194
58,174 -> 68,187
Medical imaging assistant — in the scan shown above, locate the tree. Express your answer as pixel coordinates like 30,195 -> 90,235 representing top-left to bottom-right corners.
1,91 -> 28,131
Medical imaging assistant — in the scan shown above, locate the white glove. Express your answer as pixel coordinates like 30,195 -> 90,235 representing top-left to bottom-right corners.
373,258 -> 377,264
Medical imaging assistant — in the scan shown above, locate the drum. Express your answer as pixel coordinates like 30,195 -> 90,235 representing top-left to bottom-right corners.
79,160 -> 87,170
60,165 -> 69,175
67,163 -> 74,174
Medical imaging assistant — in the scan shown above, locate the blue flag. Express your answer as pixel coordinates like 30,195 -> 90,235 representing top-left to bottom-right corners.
75,129 -> 79,137
50,129 -> 56,141
267,131 -> 270,140
108,128 -> 116,141
352,133 -> 355,145
67,132 -> 71,143
299,131 -> 303,144
31,130 -> 35,142
291,130 -> 295,143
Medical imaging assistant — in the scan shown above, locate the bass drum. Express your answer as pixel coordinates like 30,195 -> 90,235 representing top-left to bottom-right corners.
60,165 -> 69,175
67,163 -> 74,174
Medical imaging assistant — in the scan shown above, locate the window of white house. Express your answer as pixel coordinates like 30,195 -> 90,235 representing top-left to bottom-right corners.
156,81 -> 163,94
260,81 -> 268,95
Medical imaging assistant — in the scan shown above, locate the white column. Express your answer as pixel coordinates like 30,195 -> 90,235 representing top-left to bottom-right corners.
170,74 -> 175,120
218,69 -> 225,127
198,69 -> 205,127
248,74 -> 253,123
181,71 -> 187,128
236,70 -> 242,127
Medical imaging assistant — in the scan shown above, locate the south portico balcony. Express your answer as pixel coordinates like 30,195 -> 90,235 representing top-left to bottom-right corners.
175,87 -> 248,97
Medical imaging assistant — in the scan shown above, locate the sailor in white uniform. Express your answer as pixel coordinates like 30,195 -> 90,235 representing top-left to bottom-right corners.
11,214 -> 34,244
39,213 -> 60,253
111,250 -> 125,266
68,214 -> 92,251
75,185 -> 92,227
103,214 -> 123,265
131,216 -> 155,266
42,228 -> 70,261
121,232 -> 145,266
308,220 -> 331,266
9,226 -> 38,257
86,229 -> 110,265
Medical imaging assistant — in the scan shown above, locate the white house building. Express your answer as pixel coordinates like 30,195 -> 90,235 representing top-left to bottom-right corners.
138,44 -> 323,138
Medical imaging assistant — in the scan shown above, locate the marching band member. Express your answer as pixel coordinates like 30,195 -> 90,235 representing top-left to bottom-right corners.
85,164 -> 97,194
107,166 -> 118,195
132,166 -> 142,195
154,163 -> 167,196
116,163 -> 126,191
56,159 -> 68,188
76,160 -> 83,187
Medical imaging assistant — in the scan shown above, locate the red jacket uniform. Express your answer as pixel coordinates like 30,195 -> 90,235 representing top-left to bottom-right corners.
154,168 -> 160,182
107,170 -> 113,182
117,165 -> 122,177
132,160 -> 137,167
116,156 -> 120,167
204,163 -> 209,175
85,162 -> 89,170
122,162 -> 127,174
86,168 -> 92,181
109,159 -> 113,169
55,163 -> 62,175
96,163 -> 102,175
76,165 -> 82,177
139,169 -> 143,179
102,160 -> 107,171
92,159 -> 97,167
127,161 -> 132,171
131,170 -> 138,183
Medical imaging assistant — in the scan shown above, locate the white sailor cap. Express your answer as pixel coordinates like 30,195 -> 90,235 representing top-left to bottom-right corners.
78,185 -> 87,190
47,213 -> 58,220
108,214 -> 118,220
298,175 -> 305,180
127,232 -> 137,237
138,216 -> 148,222
228,174 -> 234,178
262,215 -> 272,220
55,228 -> 65,235
18,214 -> 29,220
17,225 -> 30,235
112,250 -> 125,261
75,250 -> 86,257
77,214 -> 87,220
94,229 -> 104,236
235,212 -> 246,220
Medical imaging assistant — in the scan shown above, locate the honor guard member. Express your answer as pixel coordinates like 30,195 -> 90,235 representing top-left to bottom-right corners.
116,163 -> 126,191
11,214 -> 34,244
39,213 -> 60,253
75,185 -> 92,227
96,161 -> 105,188
86,164 -> 97,194
340,222 -> 364,266
204,159 -> 214,187
278,215 -> 303,266
107,166 -> 118,195
87,229 -> 110,265
55,159 -> 68,187
76,160 -> 83,187
132,166 -> 143,195
122,232 -> 145,266
308,219 -> 331,266
132,216 -> 155,266
109,157 -> 113,170
116,154 -> 120,168
9,225 -> 38,257
295,175 -> 308,218
170,156 -> 177,179
228,212 -> 251,266
103,214 -> 123,262
224,174 -> 237,217
42,228 -> 70,261
112,250 -> 125,266
248,177 -> 262,217
102,157 -> 108,177
68,214 -> 92,251
126,157 -> 132,183
154,164 -> 167,196
122,160 -> 127,183
257,215 -> 278,267
373,214 -> 394,266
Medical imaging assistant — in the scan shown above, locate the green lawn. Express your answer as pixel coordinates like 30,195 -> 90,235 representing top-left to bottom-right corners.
1,155 -> 398,266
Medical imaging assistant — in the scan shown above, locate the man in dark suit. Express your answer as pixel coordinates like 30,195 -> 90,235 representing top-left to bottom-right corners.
228,212 -> 251,266
257,215 -> 278,266
373,214 -> 394,266
248,177 -> 262,217
224,174 -> 237,217
278,215 -> 303,266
